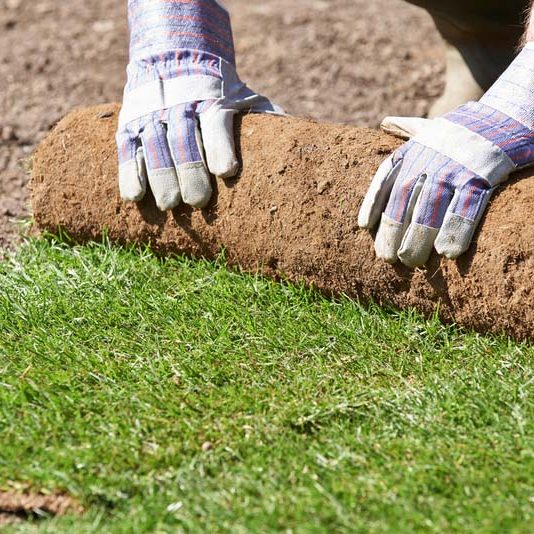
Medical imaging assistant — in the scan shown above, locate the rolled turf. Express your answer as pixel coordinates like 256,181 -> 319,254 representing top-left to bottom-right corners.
31,104 -> 534,340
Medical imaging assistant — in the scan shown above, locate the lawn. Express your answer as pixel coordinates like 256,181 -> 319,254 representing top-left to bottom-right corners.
1,237 -> 533,532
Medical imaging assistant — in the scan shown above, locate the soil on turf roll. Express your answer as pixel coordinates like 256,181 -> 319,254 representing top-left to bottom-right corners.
31,104 -> 534,340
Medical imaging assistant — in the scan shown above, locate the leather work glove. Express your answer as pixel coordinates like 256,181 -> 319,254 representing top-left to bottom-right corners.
117,0 -> 282,211
358,43 -> 534,268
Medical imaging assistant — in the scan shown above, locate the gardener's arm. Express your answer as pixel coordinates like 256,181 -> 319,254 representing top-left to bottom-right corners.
358,5 -> 534,267
116,0 -> 281,211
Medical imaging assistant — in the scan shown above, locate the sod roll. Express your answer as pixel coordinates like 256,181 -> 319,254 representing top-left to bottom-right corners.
31,104 -> 534,339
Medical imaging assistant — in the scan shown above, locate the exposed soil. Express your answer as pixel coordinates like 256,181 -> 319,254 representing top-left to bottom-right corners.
0,490 -> 83,526
0,0 -> 444,250
31,107 -> 534,340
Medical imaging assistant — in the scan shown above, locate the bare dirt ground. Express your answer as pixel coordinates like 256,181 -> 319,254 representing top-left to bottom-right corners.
0,0 -> 444,250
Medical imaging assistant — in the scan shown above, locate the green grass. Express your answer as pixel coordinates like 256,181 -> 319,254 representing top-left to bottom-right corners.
1,237 -> 533,533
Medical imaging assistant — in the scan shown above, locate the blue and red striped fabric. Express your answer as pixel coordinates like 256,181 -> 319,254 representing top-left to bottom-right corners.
383,45 -> 534,230
384,140 -> 490,228
128,0 -> 235,64
125,49 -> 223,92
118,1 -> 235,171
445,102 -> 534,168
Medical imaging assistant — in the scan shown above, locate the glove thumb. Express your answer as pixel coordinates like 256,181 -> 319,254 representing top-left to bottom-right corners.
380,116 -> 431,140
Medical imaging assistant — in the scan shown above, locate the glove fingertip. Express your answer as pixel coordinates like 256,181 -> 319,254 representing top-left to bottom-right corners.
374,214 -> 404,264
119,160 -> 146,202
434,213 -> 477,260
357,206 -> 376,229
145,167 -> 182,211
200,109 -> 240,179
178,163 -> 213,209
207,154 -> 239,179
397,223 -> 438,268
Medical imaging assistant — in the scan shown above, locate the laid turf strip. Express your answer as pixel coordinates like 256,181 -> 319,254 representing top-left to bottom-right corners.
1,238 -> 533,532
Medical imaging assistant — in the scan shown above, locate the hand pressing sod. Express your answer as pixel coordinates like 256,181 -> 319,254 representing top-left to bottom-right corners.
117,0 -> 282,211
359,44 -> 534,268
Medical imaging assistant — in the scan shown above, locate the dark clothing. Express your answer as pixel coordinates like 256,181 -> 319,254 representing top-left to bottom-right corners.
405,0 -> 529,91
405,0 -> 528,36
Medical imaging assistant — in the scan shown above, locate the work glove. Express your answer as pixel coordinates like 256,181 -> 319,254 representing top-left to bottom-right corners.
358,43 -> 534,267
116,0 -> 282,210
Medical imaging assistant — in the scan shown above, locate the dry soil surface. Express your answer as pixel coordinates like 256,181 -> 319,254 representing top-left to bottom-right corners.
0,0 -> 444,250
